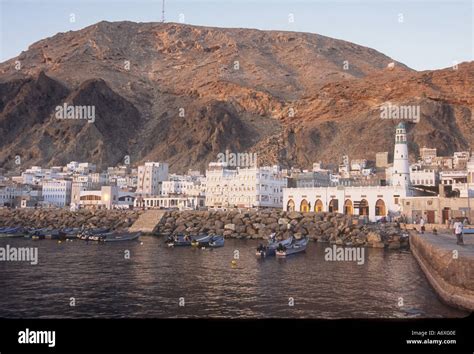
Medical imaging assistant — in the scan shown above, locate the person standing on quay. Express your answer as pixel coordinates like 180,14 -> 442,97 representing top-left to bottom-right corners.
420,216 -> 425,234
453,220 -> 464,245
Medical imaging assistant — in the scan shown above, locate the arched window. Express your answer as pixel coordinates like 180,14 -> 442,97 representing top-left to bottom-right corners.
287,199 -> 295,212
375,199 -> 386,216
329,199 -> 339,213
344,199 -> 353,215
300,199 -> 310,212
359,199 -> 369,216
314,199 -> 323,212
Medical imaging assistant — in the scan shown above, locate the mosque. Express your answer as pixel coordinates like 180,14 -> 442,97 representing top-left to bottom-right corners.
283,122 -> 413,222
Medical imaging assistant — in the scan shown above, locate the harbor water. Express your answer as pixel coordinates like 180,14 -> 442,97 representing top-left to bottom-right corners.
0,237 -> 468,318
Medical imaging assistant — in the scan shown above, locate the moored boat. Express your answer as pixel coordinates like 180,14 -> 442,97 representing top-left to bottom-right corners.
191,235 -> 211,247
256,236 -> 293,257
275,237 -> 309,257
166,234 -> 193,247
76,227 -> 111,241
208,235 -> 224,248
99,232 -> 141,242
0,227 -> 25,238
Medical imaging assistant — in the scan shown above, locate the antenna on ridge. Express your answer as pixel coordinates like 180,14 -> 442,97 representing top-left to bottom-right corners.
161,0 -> 166,23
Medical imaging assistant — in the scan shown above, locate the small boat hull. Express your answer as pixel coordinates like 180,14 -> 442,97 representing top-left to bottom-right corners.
101,232 -> 141,242
256,236 -> 293,257
0,232 -> 24,238
0,227 -> 25,238
276,238 -> 309,257
192,235 -> 211,247
208,236 -> 225,248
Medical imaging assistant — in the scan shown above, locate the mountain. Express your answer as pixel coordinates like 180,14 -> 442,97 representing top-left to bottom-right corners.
0,21 -> 472,172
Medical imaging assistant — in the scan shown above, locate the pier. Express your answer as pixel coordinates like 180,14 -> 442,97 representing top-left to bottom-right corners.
409,228 -> 474,311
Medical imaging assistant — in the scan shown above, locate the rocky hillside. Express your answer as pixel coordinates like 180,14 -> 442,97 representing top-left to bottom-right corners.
0,21 -> 472,172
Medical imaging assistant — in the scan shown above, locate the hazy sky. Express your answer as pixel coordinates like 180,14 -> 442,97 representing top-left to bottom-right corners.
0,0 -> 472,70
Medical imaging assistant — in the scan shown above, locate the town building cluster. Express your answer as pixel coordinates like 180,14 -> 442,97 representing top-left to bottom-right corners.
1,123 -> 473,225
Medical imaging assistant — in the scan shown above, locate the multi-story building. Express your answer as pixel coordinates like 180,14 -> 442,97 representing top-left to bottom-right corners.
77,186 -> 135,210
467,157 -> 474,183
433,156 -> 454,170
400,195 -> 474,224
0,183 -> 28,207
410,165 -> 438,186
351,159 -> 367,172
161,175 -> 206,197
453,151 -> 470,170
205,163 -> 286,209
440,171 -> 468,186
112,175 -> 137,189
76,163 -> 96,174
419,147 -> 437,164
41,179 -> 72,207
294,171 -> 331,188
136,162 -> 169,197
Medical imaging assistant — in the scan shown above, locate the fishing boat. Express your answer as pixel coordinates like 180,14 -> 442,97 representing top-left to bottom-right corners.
275,237 -> 309,257
28,228 -> 52,240
191,235 -> 212,247
59,228 -> 81,240
208,235 -> 225,248
76,227 -> 111,241
45,229 -> 63,240
166,234 -> 193,247
256,236 -> 293,257
0,227 -> 25,238
99,232 -> 141,242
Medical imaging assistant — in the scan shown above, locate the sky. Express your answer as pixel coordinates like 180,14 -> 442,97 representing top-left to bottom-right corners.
0,0 -> 472,70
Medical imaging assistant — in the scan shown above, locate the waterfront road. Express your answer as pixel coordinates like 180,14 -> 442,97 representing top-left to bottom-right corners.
417,231 -> 474,258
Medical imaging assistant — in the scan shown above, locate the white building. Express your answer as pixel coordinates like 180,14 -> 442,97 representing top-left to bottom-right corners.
0,183 -> 28,207
467,156 -> 474,183
161,175 -> 205,197
112,175 -> 137,189
294,171 -> 331,188
410,165 -> 437,186
21,166 -> 62,185
136,162 -> 169,197
77,186 -> 135,210
77,162 -> 96,174
283,122 -> 411,221
205,163 -> 286,209
351,159 -> 367,172
136,195 -> 205,210
66,161 -> 79,172
284,185 -> 406,221
41,180 -> 72,207
440,170 -> 468,185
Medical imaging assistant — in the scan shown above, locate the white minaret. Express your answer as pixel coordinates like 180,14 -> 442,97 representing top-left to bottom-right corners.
392,122 -> 410,190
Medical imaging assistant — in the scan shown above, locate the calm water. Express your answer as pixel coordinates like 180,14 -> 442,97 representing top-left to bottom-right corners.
0,237 -> 468,318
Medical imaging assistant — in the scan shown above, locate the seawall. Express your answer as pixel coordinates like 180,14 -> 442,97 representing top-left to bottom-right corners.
409,230 -> 474,311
